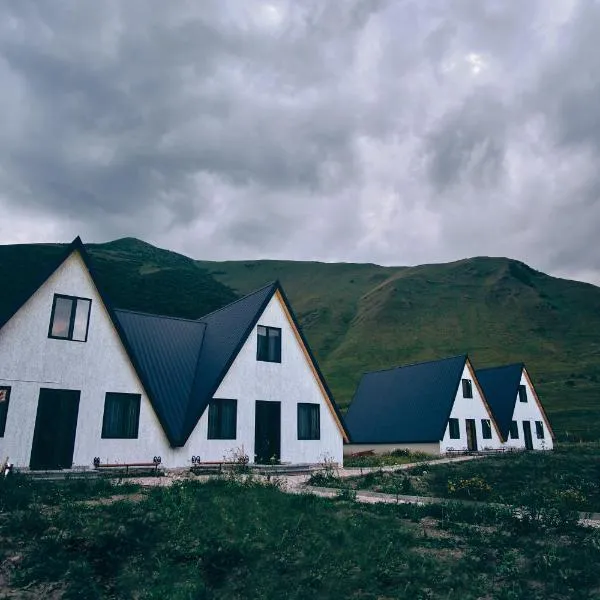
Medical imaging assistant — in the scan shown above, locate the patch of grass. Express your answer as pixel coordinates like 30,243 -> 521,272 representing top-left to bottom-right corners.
343,449 -> 430,468
2,478 -> 600,599
335,444 -> 600,513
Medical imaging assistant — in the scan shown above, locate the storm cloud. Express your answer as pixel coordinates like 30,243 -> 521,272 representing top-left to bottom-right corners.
0,0 -> 599,284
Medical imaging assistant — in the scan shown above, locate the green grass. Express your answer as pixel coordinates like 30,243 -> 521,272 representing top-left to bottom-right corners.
2,476 -> 600,599
323,444 -> 600,513
343,449 -> 430,468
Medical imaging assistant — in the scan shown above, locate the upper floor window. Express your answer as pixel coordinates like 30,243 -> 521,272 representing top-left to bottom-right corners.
257,325 -> 281,363
48,294 -> 91,342
0,386 -> 10,437
481,419 -> 492,440
461,379 -> 473,398
448,418 -> 460,439
509,421 -> 519,439
298,403 -> 320,440
101,393 -> 141,439
208,398 -> 237,440
535,421 -> 545,439
518,384 -> 528,403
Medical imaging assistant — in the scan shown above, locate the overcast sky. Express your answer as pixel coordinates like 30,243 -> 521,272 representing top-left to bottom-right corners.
1,1 -> 599,285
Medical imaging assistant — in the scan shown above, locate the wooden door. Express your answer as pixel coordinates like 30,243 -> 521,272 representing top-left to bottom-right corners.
466,419 -> 478,452
30,388 -> 80,470
254,401 -> 281,464
523,421 -> 534,450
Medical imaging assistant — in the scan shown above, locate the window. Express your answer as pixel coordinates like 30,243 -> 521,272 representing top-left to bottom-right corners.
535,421 -> 545,439
257,326 -> 281,363
48,294 -> 91,342
518,385 -> 528,403
298,403 -> 320,440
0,386 -> 10,437
509,420 -> 519,439
207,399 -> 237,440
101,393 -> 141,439
461,379 -> 473,398
448,418 -> 460,439
481,419 -> 492,440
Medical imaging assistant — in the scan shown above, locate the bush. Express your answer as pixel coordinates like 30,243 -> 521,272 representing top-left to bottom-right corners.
447,477 -> 492,501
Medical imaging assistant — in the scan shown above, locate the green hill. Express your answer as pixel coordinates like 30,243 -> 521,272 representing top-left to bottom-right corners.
0,238 -> 238,324
197,256 -> 600,441
2,237 -> 598,441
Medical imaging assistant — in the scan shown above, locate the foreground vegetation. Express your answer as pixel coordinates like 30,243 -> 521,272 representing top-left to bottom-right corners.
317,444 -> 600,513
2,474 -> 600,599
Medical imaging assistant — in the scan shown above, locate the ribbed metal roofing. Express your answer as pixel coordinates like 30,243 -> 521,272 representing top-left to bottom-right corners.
345,355 -> 467,443
114,310 -> 207,445
476,364 -> 523,440
115,282 -> 277,446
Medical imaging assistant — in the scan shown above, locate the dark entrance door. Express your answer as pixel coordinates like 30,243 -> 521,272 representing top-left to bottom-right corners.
30,388 -> 80,470
254,401 -> 281,464
523,421 -> 534,450
466,419 -> 478,452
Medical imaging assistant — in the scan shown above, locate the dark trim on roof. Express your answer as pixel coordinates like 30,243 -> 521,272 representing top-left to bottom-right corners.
275,282 -> 349,441
360,353 -> 470,377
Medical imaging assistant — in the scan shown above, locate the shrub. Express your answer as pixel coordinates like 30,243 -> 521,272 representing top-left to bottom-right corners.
447,477 -> 492,501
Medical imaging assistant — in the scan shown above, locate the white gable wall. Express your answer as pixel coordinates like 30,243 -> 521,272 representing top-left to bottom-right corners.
440,363 -> 503,453
0,252 -> 178,468
0,254 -> 344,468
503,370 -> 553,450
184,293 -> 344,465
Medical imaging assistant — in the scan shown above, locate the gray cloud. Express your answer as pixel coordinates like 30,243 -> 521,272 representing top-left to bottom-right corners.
0,0 -> 599,285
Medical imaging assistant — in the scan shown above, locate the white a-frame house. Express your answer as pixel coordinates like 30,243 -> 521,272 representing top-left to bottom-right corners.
0,238 -> 348,470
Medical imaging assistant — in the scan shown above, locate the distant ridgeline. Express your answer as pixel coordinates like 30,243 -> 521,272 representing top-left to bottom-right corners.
2,237 -> 599,440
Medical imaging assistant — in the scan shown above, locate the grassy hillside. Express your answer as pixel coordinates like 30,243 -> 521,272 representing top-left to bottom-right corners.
2,236 -> 598,440
197,257 -> 600,441
0,238 -> 238,323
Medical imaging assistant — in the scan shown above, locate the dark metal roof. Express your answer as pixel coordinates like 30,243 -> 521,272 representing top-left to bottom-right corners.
345,355 -> 467,444
113,310 -> 207,445
476,364 -> 524,440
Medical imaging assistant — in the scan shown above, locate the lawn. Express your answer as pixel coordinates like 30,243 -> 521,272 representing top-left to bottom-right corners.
318,444 -> 600,513
2,474 -> 600,599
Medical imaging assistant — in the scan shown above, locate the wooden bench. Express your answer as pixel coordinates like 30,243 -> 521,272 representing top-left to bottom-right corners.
92,456 -> 162,476
349,450 -> 376,458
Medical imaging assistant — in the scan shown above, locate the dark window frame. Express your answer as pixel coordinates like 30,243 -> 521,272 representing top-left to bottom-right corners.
297,403 -> 320,440
0,386 -> 10,437
461,378 -> 473,399
481,419 -> 492,440
518,384 -> 528,403
535,420 -> 545,439
48,293 -> 92,342
207,398 -> 238,440
448,418 -> 460,439
509,420 -> 519,439
256,325 -> 282,363
101,393 -> 141,439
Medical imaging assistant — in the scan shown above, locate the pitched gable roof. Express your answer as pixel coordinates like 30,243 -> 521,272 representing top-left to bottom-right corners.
113,310 -> 207,445
0,238 -> 83,330
475,364 -> 523,440
476,363 -> 554,440
0,237 -> 346,446
345,355 -> 468,444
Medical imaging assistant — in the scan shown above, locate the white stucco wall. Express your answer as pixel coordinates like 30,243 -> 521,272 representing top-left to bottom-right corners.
0,252 -> 344,468
502,371 -> 553,451
184,292 -> 344,465
440,363 -> 503,454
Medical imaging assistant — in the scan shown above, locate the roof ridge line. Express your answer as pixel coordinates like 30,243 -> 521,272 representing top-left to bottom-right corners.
476,363 -> 524,373
197,280 -> 278,321
114,307 -> 207,325
363,353 -> 467,376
